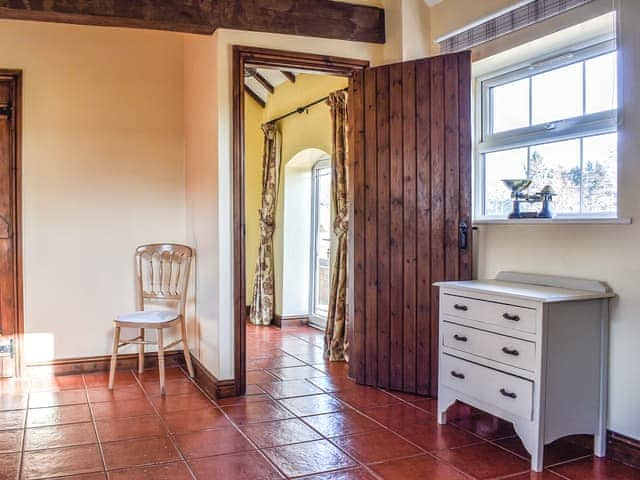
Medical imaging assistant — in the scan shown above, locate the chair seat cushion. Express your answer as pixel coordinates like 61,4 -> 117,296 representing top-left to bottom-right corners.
116,310 -> 179,324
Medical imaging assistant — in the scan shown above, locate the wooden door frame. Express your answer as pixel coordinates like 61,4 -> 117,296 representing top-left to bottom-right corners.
0,70 -> 23,377
232,46 -> 368,395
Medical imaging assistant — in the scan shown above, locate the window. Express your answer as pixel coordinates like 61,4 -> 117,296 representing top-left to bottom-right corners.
476,40 -> 618,219
310,160 -> 331,326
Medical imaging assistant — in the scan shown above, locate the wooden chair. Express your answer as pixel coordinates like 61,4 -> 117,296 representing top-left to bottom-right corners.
108,243 -> 195,394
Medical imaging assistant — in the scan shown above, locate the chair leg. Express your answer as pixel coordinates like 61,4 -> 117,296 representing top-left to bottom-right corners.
138,328 -> 145,374
108,326 -> 121,390
157,328 -> 166,395
181,319 -> 195,378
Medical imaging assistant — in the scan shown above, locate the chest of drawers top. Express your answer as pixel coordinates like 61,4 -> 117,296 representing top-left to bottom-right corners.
435,271 -> 614,305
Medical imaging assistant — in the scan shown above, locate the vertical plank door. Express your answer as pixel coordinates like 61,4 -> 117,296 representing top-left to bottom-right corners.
0,77 -> 19,378
349,52 -> 472,396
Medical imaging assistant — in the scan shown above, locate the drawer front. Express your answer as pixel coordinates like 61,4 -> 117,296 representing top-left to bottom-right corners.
441,354 -> 533,420
442,322 -> 536,372
441,294 -> 537,334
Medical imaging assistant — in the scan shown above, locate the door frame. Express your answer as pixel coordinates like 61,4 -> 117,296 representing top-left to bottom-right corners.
232,46 -> 368,395
0,70 -> 23,377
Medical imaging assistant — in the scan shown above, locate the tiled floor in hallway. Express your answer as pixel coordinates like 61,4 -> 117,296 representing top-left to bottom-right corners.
1,323 -> 639,479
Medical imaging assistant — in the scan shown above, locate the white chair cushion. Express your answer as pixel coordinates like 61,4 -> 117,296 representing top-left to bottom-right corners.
116,310 -> 179,323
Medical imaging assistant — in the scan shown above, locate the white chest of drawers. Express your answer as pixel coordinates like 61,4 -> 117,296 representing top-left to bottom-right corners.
435,272 -> 613,472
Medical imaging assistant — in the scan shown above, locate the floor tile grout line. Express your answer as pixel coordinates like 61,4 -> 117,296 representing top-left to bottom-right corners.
251,337 -> 475,479
134,363 -> 315,480
250,328 -> 525,480
16,377 -> 31,480
82,372 -> 113,478
131,368 -> 199,480
274,337 -> 501,480
486,433 -> 595,468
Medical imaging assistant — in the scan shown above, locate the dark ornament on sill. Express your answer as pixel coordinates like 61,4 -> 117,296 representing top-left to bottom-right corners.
502,179 -> 556,219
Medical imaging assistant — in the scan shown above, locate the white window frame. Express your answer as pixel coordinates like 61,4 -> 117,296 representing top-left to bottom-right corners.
309,159 -> 331,328
474,37 -> 619,222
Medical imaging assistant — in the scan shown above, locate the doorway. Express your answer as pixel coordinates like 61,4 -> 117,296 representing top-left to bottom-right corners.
0,71 -> 22,378
233,47 -> 472,397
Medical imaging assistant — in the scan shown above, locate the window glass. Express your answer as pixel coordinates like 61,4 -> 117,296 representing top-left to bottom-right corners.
582,133 -> 617,213
491,78 -> 530,133
312,165 -> 331,319
484,148 -> 528,217
528,139 -> 581,214
531,63 -> 583,125
586,52 -> 617,114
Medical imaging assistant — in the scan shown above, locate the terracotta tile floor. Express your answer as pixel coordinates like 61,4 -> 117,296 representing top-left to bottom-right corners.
1,324 -> 639,479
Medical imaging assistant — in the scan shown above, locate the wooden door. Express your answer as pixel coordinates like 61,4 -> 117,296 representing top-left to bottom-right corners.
0,75 -> 20,378
348,52 -> 472,396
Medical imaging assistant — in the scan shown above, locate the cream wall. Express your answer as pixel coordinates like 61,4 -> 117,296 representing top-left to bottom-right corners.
184,35 -> 221,374
0,21 -> 186,363
244,74 -> 348,312
429,0 -> 640,440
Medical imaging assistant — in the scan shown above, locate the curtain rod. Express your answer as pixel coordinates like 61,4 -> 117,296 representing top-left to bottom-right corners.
263,87 -> 347,126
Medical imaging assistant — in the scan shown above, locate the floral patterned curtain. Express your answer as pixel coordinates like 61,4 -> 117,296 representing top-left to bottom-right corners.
324,90 -> 349,361
250,123 -> 281,326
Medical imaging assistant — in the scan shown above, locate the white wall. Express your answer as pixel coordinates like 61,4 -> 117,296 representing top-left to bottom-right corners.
458,0 -> 640,440
0,21 -> 186,363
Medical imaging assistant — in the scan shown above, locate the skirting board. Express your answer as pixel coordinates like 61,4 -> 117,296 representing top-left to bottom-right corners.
272,313 -> 309,328
607,430 -> 640,469
185,353 -> 236,399
26,351 -> 183,376
26,350 -> 235,400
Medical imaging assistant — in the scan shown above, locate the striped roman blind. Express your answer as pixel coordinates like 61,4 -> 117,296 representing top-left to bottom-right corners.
437,0 -> 595,53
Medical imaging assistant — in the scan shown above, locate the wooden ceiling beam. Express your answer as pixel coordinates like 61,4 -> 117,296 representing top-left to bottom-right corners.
282,71 -> 296,83
0,1 -> 385,43
246,69 -> 275,94
244,85 -> 266,108
0,1 -> 214,34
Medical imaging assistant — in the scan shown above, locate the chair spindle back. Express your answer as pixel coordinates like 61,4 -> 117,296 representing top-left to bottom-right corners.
135,243 -> 193,316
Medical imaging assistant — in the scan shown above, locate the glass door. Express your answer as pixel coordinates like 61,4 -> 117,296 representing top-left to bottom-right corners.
309,161 -> 331,328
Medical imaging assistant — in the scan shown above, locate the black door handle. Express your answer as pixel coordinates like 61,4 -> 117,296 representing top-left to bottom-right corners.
454,304 -> 468,311
459,220 -> 469,251
503,313 -> 520,321
453,334 -> 468,342
451,370 -> 465,379
502,347 -> 519,356
500,388 -> 517,399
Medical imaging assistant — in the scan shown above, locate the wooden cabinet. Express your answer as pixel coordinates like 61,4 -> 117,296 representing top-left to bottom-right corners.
435,272 -> 613,472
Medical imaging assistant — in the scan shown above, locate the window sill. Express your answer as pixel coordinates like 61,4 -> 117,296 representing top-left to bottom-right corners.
473,217 -> 632,225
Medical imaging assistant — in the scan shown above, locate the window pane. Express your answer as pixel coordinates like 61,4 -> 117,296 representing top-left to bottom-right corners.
532,63 -> 583,125
582,133 -> 617,214
586,52 -> 617,114
529,139 -> 581,214
484,147 -> 528,216
313,166 -> 331,318
491,78 -> 530,133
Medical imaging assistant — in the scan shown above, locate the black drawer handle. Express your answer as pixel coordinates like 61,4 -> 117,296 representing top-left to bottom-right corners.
503,313 -> 520,321
500,388 -> 517,399
502,347 -> 519,356
454,304 -> 468,311
453,334 -> 468,342
450,370 -> 465,379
